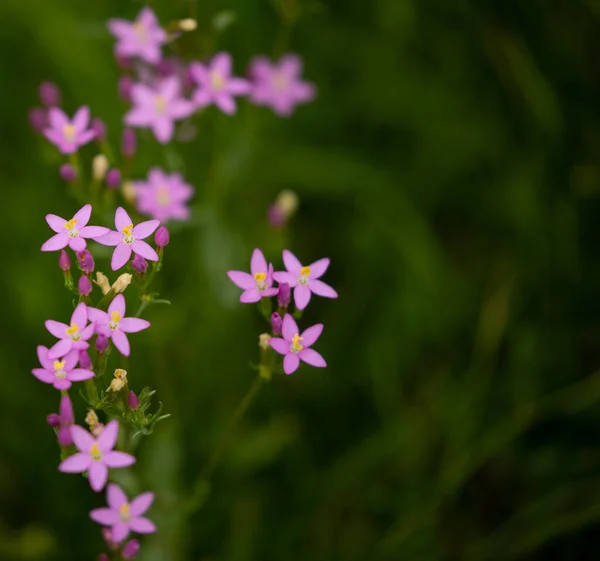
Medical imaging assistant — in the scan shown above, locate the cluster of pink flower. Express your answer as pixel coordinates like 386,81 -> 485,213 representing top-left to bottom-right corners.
228,249 -> 337,375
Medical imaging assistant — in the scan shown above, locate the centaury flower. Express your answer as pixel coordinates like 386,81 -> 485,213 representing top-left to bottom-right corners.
44,106 -> 96,154
88,295 -> 150,357
90,484 -> 156,543
107,7 -> 167,64
96,207 -> 160,271
228,248 -> 278,303
32,346 -> 94,391
41,204 -> 109,253
134,167 -> 194,222
269,314 -> 326,374
59,421 -> 135,492
46,302 -> 95,359
273,250 -> 338,310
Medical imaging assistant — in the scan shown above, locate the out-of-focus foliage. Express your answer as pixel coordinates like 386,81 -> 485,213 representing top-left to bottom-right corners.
1,0 -> 600,559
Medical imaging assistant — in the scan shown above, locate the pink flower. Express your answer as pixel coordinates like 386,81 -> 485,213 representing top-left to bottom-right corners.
134,167 -> 194,222
43,106 -> 96,154
32,346 -> 94,391
45,302 -> 95,359
124,77 -> 194,143
96,207 -> 160,271
248,54 -> 316,116
189,52 -> 250,115
269,314 -> 326,374
41,204 -> 109,253
273,250 -> 337,310
90,483 -> 156,543
227,248 -> 278,303
107,7 -> 167,64
58,420 -> 135,492
88,295 -> 150,357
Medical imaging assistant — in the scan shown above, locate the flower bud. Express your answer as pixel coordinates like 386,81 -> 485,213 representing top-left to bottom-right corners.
277,283 -> 291,308
108,369 -> 127,392
79,350 -> 92,369
85,409 -> 99,429
78,275 -> 92,296
115,54 -> 133,70
268,189 -> 299,229
131,254 -> 148,274
91,423 -> 105,437
96,334 -> 109,353
28,107 -> 48,133
122,128 -> 137,158
271,312 -> 283,336
59,163 -> 77,183
122,181 -> 137,204
106,168 -> 121,189
98,554 -> 110,561
119,76 -> 134,103
128,390 -> 139,409
38,81 -> 61,108
259,333 -> 271,350
122,539 -> 141,560
58,249 -> 71,272
60,394 -> 74,424
155,226 -> 170,248
112,273 -> 132,294
92,154 -> 109,181
179,18 -> 197,31
77,250 -> 95,274
58,426 -> 73,447
102,527 -> 119,551
92,117 -> 107,141
95,272 -> 111,295
47,413 -> 61,427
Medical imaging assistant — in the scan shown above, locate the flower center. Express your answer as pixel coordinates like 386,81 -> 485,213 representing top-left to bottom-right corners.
108,311 -> 121,331
90,442 -> 103,461
290,333 -> 304,353
210,70 -> 225,91
272,73 -> 289,91
64,218 -> 80,237
157,185 -> 171,206
298,266 -> 311,285
155,95 -> 167,115
119,503 -> 132,522
122,224 -> 135,245
254,272 -> 267,291
63,124 -> 76,143
53,360 -> 67,379
66,323 -> 81,341
133,21 -> 148,43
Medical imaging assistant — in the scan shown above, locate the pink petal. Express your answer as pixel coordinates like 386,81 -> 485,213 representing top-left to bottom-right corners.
73,106 -> 90,132
300,324 -> 323,347
73,204 -> 92,227
68,236 -> 86,252
115,207 -> 133,231
36,345 -> 54,369
31,368 -> 54,384
299,348 -> 326,368
125,107 -> 152,127
212,52 -> 232,77
103,451 -> 136,468
228,271 -> 255,289
280,54 -> 303,78
54,379 -> 72,391
193,88 -> 212,107
68,368 -> 95,382
71,425 -> 95,452
152,117 -> 174,144
59,453 -> 91,473
48,107 -> 68,129
269,338 -> 290,355
240,288 -> 261,303
282,250 -> 302,275
111,522 -> 130,543
159,76 -> 180,100
63,349 -> 80,370
45,320 -> 69,338
294,284 -> 311,310
48,339 -> 73,359
308,257 -> 330,279
107,18 -> 130,37
89,462 -> 108,492
214,94 -> 236,115
250,248 -> 268,276
309,279 -> 338,299
80,226 -> 110,239
112,330 -> 131,356
108,294 -> 126,317
119,318 -> 150,333
189,62 -> 209,85
131,240 -> 159,261
281,313 -> 299,341
90,508 -> 119,526
46,214 -> 67,233
283,353 -> 300,374
87,307 -> 108,323
71,302 -> 88,327
228,77 -> 250,96
41,233 -> 69,251
97,420 -> 119,452
169,99 -> 195,119
132,219 -> 160,239
95,231 -> 122,246
272,271 -> 298,287
130,492 -> 155,516
107,483 -> 129,509
111,244 -> 132,271
262,287 -> 278,297
129,517 -> 157,534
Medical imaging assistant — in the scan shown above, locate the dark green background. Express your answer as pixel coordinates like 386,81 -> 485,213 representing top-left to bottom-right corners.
2,0 -> 600,559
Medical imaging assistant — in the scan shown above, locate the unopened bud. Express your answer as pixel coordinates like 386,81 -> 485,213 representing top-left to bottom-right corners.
155,226 -> 170,248
122,128 -> 137,158
122,181 -> 137,204
38,81 -> 61,108
92,154 -> 109,181
106,168 -> 121,189
102,527 -> 119,551
47,413 -> 61,427
79,350 -> 92,369
77,250 -> 95,274
85,409 -> 99,429
259,333 -> 271,350
78,275 -> 92,296
108,369 -> 127,392
122,539 -> 141,560
131,254 -> 148,274
58,426 -> 73,447
59,250 -> 71,272
98,554 -> 110,561
179,18 -> 197,31
91,118 -> 107,142
112,273 -> 132,294
28,107 -> 48,133
268,189 -> 299,229
271,312 -> 283,336
60,394 -> 74,424
95,272 -> 111,295
119,76 -> 134,103
96,334 -> 109,353
128,391 -> 139,409
277,283 -> 291,308
59,164 -> 77,183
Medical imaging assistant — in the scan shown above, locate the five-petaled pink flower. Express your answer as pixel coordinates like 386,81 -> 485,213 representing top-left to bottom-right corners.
134,167 -> 194,222
269,314 -> 326,374
96,207 -> 160,271
248,54 -> 316,116
189,52 -> 250,115
59,420 -> 135,492
41,204 -> 110,253
32,346 -> 94,390
46,302 -> 95,359
107,7 -> 167,64
44,106 -> 96,154
227,248 -> 278,303
90,483 -> 157,543
124,77 -> 195,143
88,295 -> 150,357
273,250 -> 337,310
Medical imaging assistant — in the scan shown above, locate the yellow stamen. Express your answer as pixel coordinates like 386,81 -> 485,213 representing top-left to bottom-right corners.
53,360 -> 66,370
64,218 -> 78,231
291,333 -> 304,352
273,74 -> 288,90
122,224 -> 133,237
157,186 -> 170,206
155,95 -> 166,115
110,311 -> 122,323
254,272 -> 267,282
210,70 -> 225,91
120,503 -> 131,519
66,323 -> 79,336
300,266 -> 311,276
63,124 -> 76,142
90,443 -> 102,461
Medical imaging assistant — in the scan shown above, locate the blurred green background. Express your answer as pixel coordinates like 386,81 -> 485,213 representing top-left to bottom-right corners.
2,0 -> 600,559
